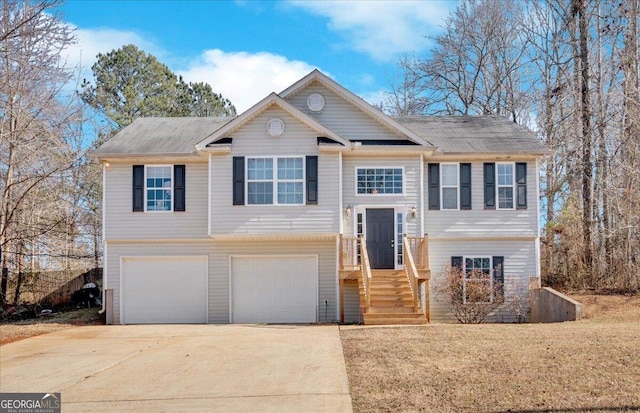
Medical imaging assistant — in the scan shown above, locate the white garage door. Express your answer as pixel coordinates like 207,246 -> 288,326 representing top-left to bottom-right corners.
231,256 -> 317,323
122,256 -> 208,324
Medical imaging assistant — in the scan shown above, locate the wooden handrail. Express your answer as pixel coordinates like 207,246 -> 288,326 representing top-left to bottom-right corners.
405,235 -> 430,270
403,235 -> 420,312
339,235 -> 359,270
359,236 -> 372,312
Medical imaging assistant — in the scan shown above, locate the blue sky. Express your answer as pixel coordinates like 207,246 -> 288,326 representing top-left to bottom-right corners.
61,0 -> 457,112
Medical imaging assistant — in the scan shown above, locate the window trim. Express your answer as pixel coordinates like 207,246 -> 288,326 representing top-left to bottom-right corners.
440,162 -> 460,210
462,255 -> 494,304
496,162 -> 516,210
245,156 -> 305,206
144,165 -> 173,213
354,166 -> 405,196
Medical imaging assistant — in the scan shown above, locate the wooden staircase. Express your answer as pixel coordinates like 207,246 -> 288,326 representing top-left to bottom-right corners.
359,270 -> 428,325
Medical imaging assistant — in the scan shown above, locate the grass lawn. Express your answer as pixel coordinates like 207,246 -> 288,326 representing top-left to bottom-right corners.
0,307 -> 103,345
340,294 -> 640,413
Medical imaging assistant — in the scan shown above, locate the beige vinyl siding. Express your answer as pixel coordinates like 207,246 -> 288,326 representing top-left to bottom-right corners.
428,239 -> 537,323
286,82 -> 406,141
342,156 -> 422,236
211,106 -> 340,235
342,280 -> 363,323
210,240 -> 337,323
424,161 -> 538,238
105,161 -> 209,240
105,242 -> 215,324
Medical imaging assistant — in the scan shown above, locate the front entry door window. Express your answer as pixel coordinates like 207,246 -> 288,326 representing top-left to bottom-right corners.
366,208 -> 395,269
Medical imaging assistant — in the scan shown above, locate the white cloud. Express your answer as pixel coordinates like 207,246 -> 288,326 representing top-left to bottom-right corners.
62,26 -> 319,113
287,0 -> 453,61
63,26 -> 163,84
178,49 -> 318,112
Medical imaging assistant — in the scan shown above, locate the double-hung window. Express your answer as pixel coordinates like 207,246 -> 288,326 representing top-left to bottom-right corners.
452,255 -> 505,304
441,163 -> 459,210
145,166 -> 172,211
356,167 -> 403,195
497,163 -> 514,210
247,157 -> 304,205
464,257 -> 493,303
428,163 -> 471,210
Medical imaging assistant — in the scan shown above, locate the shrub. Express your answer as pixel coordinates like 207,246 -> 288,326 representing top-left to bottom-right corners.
436,265 -> 504,323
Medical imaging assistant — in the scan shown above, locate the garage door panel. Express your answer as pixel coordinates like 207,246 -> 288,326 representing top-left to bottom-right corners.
122,256 -> 208,324
231,256 -> 317,324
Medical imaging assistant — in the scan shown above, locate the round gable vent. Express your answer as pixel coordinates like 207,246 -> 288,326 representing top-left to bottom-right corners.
267,118 -> 285,136
307,93 -> 325,112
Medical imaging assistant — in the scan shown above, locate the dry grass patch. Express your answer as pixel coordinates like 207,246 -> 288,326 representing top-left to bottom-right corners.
341,294 -> 640,413
0,308 -> 103,345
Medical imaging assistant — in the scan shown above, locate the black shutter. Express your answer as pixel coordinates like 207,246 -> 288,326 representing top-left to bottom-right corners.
174,165 -> 185,212
460,163 -> 472,210
451,256 -> 463,270
484,163 -> 495,209
493,256 -> 504,299
516,162 -> 527,210
132,165 -> 144,212
428,163 -> 440,210
232,156 -> 245,205
306,155 -> 318,205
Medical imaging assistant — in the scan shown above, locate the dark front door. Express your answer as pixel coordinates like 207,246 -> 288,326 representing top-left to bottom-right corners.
366,208 -> 395,269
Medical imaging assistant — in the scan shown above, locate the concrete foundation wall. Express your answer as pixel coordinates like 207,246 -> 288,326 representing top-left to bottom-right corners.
530,287 -> 583,323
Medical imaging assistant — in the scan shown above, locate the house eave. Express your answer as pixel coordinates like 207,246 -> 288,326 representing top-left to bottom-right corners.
209,233 -> 337,242
89,152 -> 204,160
428,151 -> 548,161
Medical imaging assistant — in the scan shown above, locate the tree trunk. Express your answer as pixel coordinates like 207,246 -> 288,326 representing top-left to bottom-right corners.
576,0 -> 594,284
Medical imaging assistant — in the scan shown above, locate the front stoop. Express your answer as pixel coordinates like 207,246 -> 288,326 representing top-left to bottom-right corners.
360,270 -> 428,325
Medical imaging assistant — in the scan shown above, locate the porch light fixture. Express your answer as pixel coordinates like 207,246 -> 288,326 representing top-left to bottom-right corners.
345,205 -> 352,221
410,205 -> 417,218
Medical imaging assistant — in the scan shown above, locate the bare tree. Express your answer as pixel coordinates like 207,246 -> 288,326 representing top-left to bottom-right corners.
0,0 -> 84,304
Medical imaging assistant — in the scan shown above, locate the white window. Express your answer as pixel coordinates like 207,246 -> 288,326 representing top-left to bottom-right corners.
145,166 -> 172,211
441,163 -> 459,210
356,167 -> 403,195
463,257 -> 493,303
497,163 -> 515,209
247,157 -> 303,205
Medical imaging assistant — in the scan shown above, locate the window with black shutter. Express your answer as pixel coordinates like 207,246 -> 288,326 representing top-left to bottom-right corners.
516,162 -> 527,209
306,156 -> 318,205
132,165 -> 144,212
428,163 -> 440,210
232,156 -> 245,205
460,163 -> 472,210
174,165 -> 186,212
484,163 -> 496,209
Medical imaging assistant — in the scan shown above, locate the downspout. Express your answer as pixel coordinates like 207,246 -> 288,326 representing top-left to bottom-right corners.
99,161 -> 107,315
208,153 -> 212,236
420,154 -> 425,236
336,151 -> 343,321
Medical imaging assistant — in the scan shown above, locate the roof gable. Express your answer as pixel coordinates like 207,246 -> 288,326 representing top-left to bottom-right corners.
280,70 -> 433,147
196,92 -> 350,150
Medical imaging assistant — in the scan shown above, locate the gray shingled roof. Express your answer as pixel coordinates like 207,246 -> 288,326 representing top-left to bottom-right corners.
394,115 -> 548,154
90,117 -> 231,157
91,114 -> 547,158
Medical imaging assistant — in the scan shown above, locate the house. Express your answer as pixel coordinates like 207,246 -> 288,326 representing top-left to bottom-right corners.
90,70 -> 547,325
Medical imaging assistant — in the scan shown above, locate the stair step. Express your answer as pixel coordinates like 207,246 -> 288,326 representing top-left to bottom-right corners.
368,306 -> 416,314
370,295 -> 414,302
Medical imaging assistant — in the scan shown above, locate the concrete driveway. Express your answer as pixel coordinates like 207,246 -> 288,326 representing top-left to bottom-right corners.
0,324 -> 353,412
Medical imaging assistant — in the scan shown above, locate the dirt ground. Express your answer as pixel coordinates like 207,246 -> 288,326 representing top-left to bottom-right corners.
0,308 -> 103,345
341,293 -> 640,413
